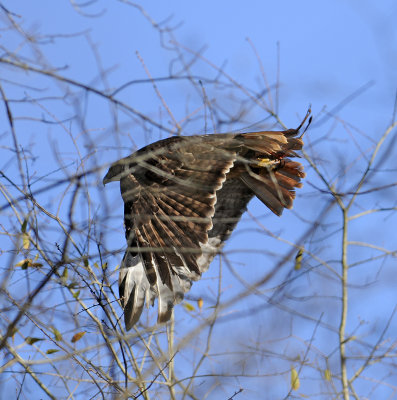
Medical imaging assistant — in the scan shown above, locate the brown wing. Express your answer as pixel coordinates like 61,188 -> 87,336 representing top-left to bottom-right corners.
130,137 -> 237,280
198,126 -> 306,270
105,136 -> 238,328
103,112 -> 308,329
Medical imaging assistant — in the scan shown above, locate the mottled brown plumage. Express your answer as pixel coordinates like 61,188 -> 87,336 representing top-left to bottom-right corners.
104,112 -> 309,330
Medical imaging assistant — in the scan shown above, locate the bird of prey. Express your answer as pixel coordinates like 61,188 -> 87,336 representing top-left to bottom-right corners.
103,111 -> 310,330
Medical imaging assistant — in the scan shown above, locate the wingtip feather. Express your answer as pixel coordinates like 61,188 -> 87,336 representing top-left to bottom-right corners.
120,252 -> 154,331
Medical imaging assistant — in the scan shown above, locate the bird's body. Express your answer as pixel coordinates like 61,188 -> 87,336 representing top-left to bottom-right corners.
104,115 -> 309,330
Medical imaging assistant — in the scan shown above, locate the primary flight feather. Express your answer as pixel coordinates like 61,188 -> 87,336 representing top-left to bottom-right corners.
104,112 -> 309,330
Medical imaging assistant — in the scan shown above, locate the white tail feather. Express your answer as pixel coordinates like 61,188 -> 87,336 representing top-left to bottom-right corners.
154,260 -> 193,323
119,252 -> 154,330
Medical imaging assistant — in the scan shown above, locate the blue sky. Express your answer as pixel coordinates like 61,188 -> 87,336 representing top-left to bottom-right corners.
1,1 -> 397,398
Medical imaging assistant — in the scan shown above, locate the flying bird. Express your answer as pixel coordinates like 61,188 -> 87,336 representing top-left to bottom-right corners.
103,111 -> 310,330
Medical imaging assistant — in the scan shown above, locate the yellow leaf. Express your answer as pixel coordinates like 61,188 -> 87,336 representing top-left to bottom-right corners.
52,327 -> 62,341
11,327 -> 18,342
62,267 -> 68,280
324,369 -> 331,381
294,248 -> 304,270
67,282 -> 78,289
27,254 -> 43,268
25,337 -> 43,345
16,259 -> 31,269
71,331 -> 86,343
21,218 -> 28,233
46,349 -> 60,354
197,298 -> 203,311
291,367 -> 300,390
73,290 -> 80,299
183,302 -> 195,312
16,258 -> 43,269
22,233 -> 29,250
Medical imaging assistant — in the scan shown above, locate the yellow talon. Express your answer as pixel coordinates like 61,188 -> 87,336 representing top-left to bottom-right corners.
257,158 -> 271,167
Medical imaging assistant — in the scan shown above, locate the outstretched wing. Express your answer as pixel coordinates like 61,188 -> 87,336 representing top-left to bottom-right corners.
103,113 -> 308,329
202,127 -> 306,269
105,136 -> 239,328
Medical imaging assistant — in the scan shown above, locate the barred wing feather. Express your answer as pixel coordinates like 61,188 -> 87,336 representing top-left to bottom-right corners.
103,112 -> 309,330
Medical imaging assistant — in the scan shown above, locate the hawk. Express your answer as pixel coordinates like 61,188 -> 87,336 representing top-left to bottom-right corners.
103,112 -> 310,330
